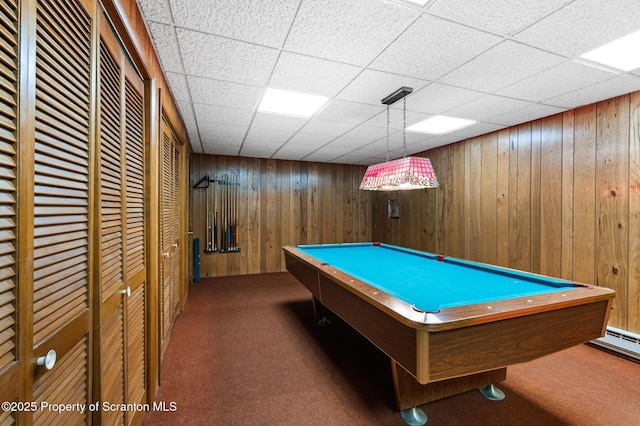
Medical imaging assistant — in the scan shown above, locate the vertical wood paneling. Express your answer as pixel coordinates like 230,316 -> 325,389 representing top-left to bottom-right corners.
573,104 -> 597,283
464,138 -> 481,261
448,143 -> 465,258
191,155 -> 372,277
530,121 -> 542,273
307,162 -> 319,243
480,134 -> 497,265
629,91 -> 640,332
561,110 -> 575,280
507,128 -> 519,269
596,96 -> 629,328
264,159 -> 277,272
496,129 -> 510,267
434,147 -> 449,255
540,114 -> 563,278
514,124 -> 532,271
247,157 -> 261,272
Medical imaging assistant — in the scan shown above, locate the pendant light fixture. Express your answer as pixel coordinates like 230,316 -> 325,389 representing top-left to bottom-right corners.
359,87 -> 439,191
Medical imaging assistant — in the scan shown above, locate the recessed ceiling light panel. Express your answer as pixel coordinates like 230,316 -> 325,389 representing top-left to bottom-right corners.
258,88 -> 328,118
396,0 -> 430,6
407,115 -> 476,134
580,29 -> 640,71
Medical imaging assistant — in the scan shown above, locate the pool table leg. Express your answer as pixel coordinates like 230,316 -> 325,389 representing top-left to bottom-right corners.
400,407 -> 428,425
478,384 -> 505,401
312,297 -> 332,327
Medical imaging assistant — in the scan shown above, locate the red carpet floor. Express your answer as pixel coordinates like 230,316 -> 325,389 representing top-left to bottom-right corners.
144,272 -> 640,425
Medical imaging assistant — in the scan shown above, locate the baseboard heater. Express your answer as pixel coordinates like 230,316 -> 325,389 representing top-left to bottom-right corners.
591,326 -> 640,361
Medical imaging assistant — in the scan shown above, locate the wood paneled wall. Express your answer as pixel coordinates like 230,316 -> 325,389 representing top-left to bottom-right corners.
373,93 -> 640,334
191,154 -> 373,277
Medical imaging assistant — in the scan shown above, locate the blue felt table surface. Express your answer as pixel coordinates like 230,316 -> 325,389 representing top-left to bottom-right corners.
295,243 -> 575,312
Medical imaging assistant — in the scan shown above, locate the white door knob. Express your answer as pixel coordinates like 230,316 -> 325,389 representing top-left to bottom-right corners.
162,252 -> 169,258
121,286 -> 131,297
36,349 -> 57,370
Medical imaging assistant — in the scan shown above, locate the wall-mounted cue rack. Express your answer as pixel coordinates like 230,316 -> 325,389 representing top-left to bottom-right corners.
194,174 -> 240,253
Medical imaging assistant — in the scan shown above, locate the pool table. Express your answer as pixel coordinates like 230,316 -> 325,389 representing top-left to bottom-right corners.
283,243 -> 615,424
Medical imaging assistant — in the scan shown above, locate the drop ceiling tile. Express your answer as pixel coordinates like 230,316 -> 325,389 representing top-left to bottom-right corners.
364,109 -> 432,129
445,94 -> 532,122
446,122 -> 506,139
282,132 -> 338,151
251,112 -> 308,132
165,72 -> 190,102
146,22 -> 184,73
497,60 -> 618,102
343,124 -> 391,140
439,41 -> 567,93
170,0 -> 299,47
545,75 -> 640,109
284,0 -> 420,65
298,119 -> 356,137
304,136 -> 372,162
198,121 -> 247,143
333,150 -> 379,164
406,83 -> 484,115
275,133 -> 337,160
241,127 -> 296,158
268,52 -> 362,97
198,122 -> 247,153
177,29 -> 278,85
370,14 -> 502,80
514,0 -> 640,57
427,0 -> 572,35
176,101 -> 200,145
137,0 -> 173,24
187,76 -> 262,110
301,151 -> 339,163
488,104 -> 566,127
315,100 -> 384,124
387,128 -> 435,146
193,103 -> 254,127
336,69 -> 429,105
405,134 -> 460,153
201,141 -> 239,156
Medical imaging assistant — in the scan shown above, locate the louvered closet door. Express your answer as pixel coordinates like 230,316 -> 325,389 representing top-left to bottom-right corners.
32,0 -> 93,424
97,11 -> 147,425
160,125 -> 173,359
160,122 -> 182,360
171,146 -> 180,313
0,0 -> 18,423
123,63 -> 146,425
97,25 -> 125,426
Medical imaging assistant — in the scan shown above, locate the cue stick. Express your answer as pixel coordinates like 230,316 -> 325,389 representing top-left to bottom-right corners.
223,174 -> 228,251
233,174 -> 236,250
227,175 -> 231,251
221,174 -> 225,252
206,180 -> 212,251
213,210 -> 218,251
234,174 -> 238,250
